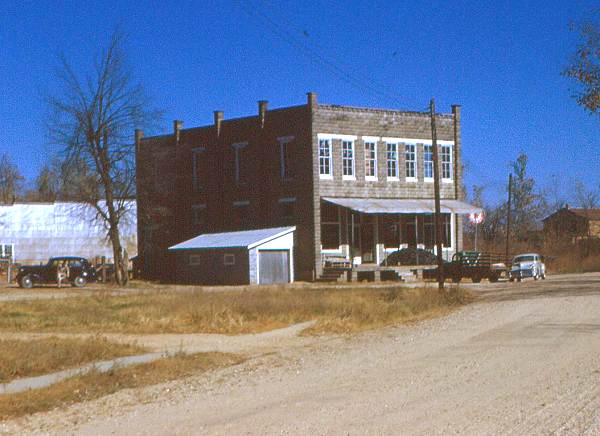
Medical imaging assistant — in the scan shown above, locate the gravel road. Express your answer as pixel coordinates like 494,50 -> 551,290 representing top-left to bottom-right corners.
3,273 -> 600,435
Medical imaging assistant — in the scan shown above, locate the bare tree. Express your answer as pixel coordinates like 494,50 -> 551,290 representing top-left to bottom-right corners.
574,180 -> 599,209
0,153 -> 24,204
563,13 -> 599,117
47,31 -> 160,285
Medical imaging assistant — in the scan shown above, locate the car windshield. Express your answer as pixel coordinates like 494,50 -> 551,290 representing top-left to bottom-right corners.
514,255 -> 535,263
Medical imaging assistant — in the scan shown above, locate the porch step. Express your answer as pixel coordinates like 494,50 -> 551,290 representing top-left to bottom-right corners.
317,268 -> 349,282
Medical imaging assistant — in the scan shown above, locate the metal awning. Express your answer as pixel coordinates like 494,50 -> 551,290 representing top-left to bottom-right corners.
322,197 -> 482,214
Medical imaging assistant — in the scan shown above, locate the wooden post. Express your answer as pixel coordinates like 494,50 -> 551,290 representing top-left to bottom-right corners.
430,98 -> 444,289
505,173 -> 512,261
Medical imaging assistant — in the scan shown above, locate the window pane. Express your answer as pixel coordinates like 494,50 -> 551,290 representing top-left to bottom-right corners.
321,224 -> 340,249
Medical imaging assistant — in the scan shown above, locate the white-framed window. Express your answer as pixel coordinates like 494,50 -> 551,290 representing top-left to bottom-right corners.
364,138 -> 377,180
342,140 -> 355,179
386,142 -> 399,179
405,143 -> 416,181
319,138 -> 332,178
189,254 -> 201,266
441,144 -> 452,181
0,243 -> 14,259
232,142 -> 248,184
191,147 -> 206,191
224,254 -> 235,266
191,204 -> 207,227
423,144 -> 433,181
278,136 -> 294,181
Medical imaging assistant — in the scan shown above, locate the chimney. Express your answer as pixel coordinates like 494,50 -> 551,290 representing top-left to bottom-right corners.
307,91 -> 317,108
258,100 -> 268,128
134,129 -> 144,153
173,120 -> 183,144
214,111 -> 224,137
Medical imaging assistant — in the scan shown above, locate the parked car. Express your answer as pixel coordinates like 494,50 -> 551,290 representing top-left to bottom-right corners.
16,256 -> 97,288
509,253 -> 546,282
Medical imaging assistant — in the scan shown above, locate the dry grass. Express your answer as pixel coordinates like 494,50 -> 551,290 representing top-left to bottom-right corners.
0,352 -> 244,420
0,285 -> 470,335
0,337 -> 145,383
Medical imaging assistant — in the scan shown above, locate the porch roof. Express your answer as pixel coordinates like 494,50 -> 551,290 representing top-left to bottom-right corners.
322,197 -> 482,214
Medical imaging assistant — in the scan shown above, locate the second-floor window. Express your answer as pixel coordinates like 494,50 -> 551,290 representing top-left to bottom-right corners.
319,139 -> 332,178
191,204 -> 206,228
278,136 -> 294,181
232,142 -> 247,184
364,140 -> 377,180
191,147 -> 205,191
424,144 -> 433,180
441,145 -> 452,180
405,143 -> 416,180
386,142 -> 398,179
342,140 -> 355,179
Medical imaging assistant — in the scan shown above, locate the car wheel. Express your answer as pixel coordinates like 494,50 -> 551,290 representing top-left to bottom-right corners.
72,276 -> 87,288
472,276 -> 482,283
509,277 -> 515,282
19,275 -> 33,289
541,273 -> 546,280
489,275 -> 499,283
452,276 -> 461,283
517,277 -> 522,282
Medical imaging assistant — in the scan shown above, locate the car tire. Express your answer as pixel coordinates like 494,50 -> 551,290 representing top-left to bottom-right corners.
472,276 -> 482,283
19,275 -> 33,289
489,275 -> 499,283
517,277 -> 522,282
541,273 -> 546,280
452,276 -> 461,283
72,276 -> 87,288
509,277 -> 515,282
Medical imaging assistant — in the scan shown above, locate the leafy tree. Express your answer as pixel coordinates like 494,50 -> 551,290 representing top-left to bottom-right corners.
563,14 -> 599,116
510,153 -> 547,241
46,30 -> 160,285
0,153 -> 24,204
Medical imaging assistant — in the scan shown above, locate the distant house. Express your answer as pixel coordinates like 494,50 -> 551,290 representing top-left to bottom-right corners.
0,201 -> 137,264
543,206 -> 600,242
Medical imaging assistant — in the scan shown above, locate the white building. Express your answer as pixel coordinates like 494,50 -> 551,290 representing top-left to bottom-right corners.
0,201 -> 137,264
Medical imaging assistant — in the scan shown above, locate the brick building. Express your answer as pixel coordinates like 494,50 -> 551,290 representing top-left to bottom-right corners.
136,93 -> 479,282
543,206 -> 600,242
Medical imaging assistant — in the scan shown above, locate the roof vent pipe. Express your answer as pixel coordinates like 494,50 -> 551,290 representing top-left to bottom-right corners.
258,100 -> 268,128
214,111 -> 224,137
173,120 -> 183,144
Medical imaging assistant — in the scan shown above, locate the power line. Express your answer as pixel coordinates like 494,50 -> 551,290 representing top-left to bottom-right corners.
237,0 -> 402,104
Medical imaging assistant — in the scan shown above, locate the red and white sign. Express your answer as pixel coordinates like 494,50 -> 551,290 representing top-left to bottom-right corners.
469,212 -> 484,224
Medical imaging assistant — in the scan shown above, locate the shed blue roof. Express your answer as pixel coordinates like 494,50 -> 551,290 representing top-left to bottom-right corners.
168,227 -> 295,251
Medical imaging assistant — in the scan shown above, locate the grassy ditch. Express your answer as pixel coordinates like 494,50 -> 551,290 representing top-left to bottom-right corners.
0,336 -> 145,383
0,352 -> 244,420
0,286 -> 470,335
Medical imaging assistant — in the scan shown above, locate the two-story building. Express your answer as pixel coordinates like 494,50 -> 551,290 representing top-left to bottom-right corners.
136,92 -> 479,282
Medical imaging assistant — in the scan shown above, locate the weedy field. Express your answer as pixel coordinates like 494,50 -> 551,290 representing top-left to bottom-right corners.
0,285 -> 470,335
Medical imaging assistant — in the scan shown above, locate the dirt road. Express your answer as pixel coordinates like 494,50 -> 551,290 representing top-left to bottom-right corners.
4,273 -> 600,435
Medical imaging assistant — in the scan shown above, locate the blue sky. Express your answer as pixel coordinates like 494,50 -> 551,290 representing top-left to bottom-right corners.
1,0 -> 598,205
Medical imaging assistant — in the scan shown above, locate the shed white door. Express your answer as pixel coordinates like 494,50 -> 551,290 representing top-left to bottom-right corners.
258,250 -> 290,284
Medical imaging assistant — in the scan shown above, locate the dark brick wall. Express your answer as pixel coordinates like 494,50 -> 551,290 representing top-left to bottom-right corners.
136,104 -> 316,281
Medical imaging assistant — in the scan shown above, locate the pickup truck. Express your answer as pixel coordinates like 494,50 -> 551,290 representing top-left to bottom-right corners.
16,256 -> 97,288
424,251 -> 508,283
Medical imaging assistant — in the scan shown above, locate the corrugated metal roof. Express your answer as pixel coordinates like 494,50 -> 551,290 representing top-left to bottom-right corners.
168,227 -> 295,251
323,197 -> 482,214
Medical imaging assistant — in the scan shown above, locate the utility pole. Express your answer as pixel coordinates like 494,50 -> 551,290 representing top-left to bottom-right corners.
505,173 -> 512,261
430,98 -> 444,290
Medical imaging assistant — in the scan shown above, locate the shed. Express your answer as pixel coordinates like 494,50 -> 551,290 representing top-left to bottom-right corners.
168,227 -> 295,285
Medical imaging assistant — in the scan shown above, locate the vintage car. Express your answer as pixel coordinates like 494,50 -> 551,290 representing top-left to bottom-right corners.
16,256 -> 97,288
509,253 -> 546,282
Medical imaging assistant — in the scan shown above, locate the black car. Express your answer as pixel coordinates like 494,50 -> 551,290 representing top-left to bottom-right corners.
16,257 -> 97,288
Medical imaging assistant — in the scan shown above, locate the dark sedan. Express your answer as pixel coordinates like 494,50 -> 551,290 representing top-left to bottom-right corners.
16,256 -> 97,288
